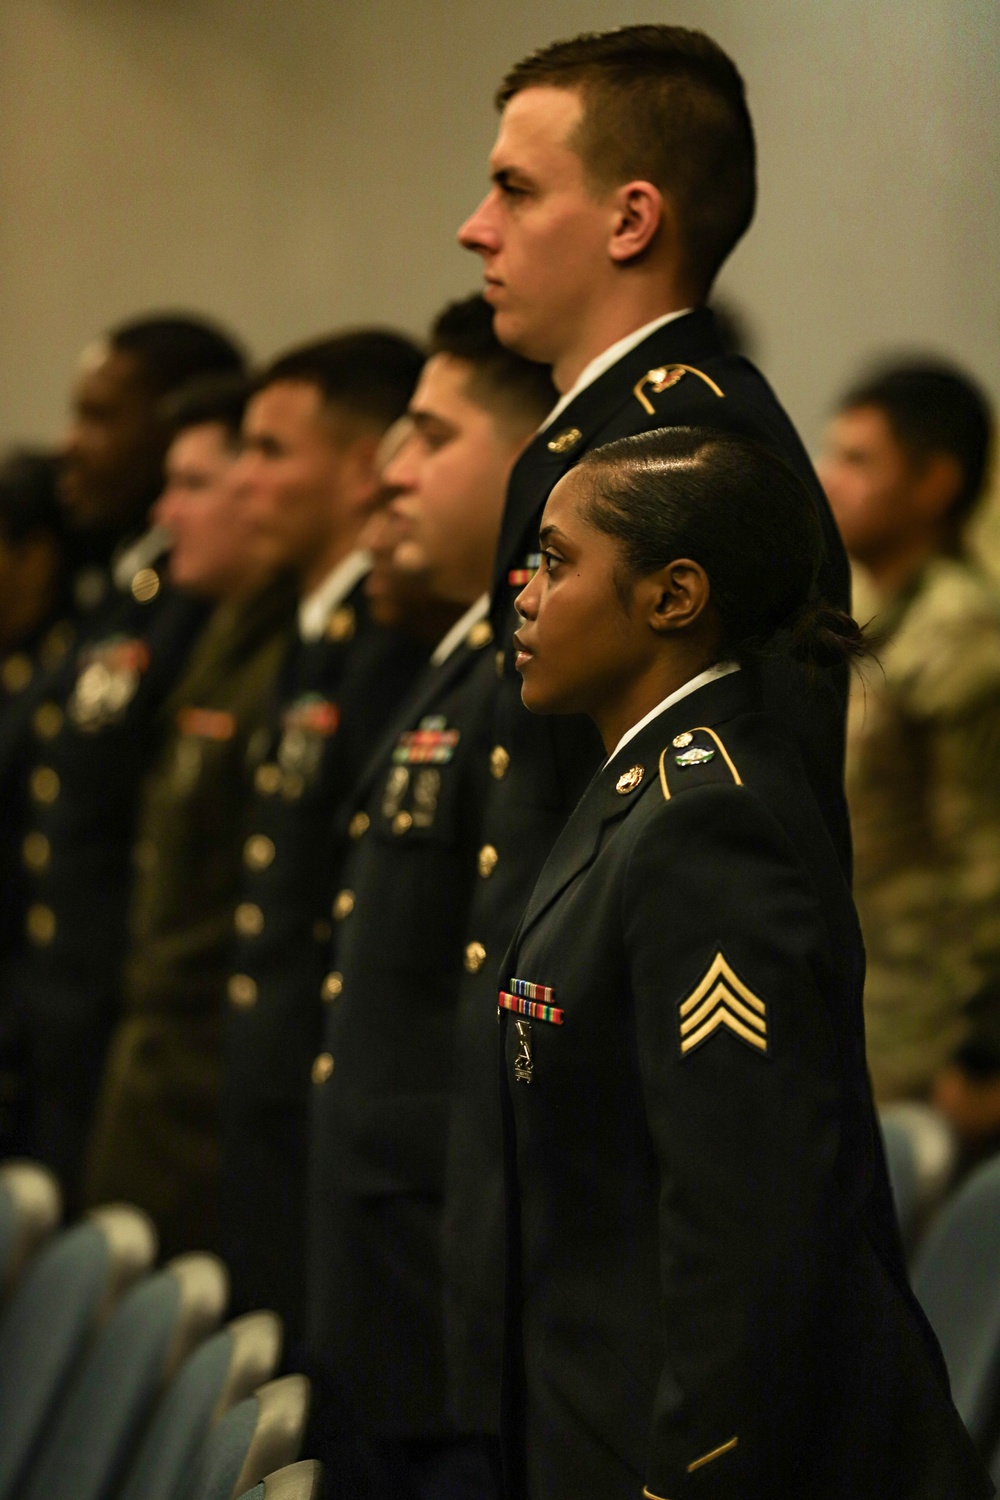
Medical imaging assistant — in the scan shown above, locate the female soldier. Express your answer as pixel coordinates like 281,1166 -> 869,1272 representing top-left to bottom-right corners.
501,427 -> 988,1500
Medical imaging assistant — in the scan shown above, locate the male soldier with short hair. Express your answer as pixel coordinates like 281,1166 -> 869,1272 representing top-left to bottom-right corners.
82,375 -> 297,1255
446,23 -> 851,1453
304,295 -> 554,1499
2,314 -> 245,1199
819,360 -> 1000,1106
218,331 -> 431,1328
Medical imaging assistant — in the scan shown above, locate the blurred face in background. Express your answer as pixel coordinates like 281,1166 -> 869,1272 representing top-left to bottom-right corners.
819,404 -> 961,574
60,343 -> 165,531
385,353 -> 523,604
153,422 -> 260,599
234,380 -> 377,595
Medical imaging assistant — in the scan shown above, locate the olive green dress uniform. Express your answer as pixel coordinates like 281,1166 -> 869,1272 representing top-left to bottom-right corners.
219,572 -> 429,1335
80,576 -> 295,1254
1,549 -> 208,1200
847,556 -> 1000,1100
306,606 -> 498,1443
498,668 -> 990,1500
444,308 -> 852,1433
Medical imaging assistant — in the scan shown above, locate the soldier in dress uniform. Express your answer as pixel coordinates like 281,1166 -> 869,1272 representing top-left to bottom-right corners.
0,451 -> 72,1153
304,296 -> 554,1500
81,376 -> 297,1254
1,314 -> 245,1199
499,427 -> 989,1500
217,331 -> 430,1325
445,25 -> 852,1446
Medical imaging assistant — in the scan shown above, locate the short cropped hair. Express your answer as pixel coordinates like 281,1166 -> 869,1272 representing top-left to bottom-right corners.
256,330 -> 425,434
160,373 -> 249,447
497,25 -> 756,297
429,295 -> 556,431
839,360 -> 994,522
109,314 -> 246,397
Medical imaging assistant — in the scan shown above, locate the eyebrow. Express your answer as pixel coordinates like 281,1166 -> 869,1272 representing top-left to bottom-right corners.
538,523 -> 568,544
410,409 -> 456,435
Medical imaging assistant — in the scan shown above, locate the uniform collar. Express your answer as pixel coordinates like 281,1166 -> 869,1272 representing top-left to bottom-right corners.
431,593 -> 490,666
605,662 -> 740,765
539,308 -> 694,433
298,549 -> 371,640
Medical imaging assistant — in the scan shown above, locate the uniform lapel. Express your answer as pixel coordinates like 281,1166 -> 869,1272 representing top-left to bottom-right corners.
493,309 -> 724,590
512,670 -> 753,946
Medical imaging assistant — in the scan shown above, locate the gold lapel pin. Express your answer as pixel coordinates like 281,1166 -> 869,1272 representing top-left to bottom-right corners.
615,764 -> 644,794
546,426 -> 582,455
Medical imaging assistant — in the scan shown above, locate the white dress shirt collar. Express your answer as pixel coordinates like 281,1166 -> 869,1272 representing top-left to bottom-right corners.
539,308 -> 694,432
430,593 -> 490,667
298,549 -> 372,641
606,661 -> 741,766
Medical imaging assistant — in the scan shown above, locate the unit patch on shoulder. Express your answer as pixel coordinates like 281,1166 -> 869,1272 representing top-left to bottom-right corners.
658,727 -> 742,800
678,952 -> 768,1057
633,363 -> 724,415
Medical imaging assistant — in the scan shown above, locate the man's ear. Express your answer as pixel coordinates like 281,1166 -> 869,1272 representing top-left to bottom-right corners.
608,180 -> 665,263
646,559 -> 711,633
915,451 -> 964,525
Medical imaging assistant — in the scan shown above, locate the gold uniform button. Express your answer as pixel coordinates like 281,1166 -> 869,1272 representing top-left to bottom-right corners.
30,767 -> 60,804
326,605 -> 356,643
311,1052 -> 335,1084
321,971 -> 344,1002
393,810 -> 413,835
348,811 -> 370,839
466,619 -> 493,651
489,745 -> 510,781
26,904 -> 56,946
234,902 -> 265,937
131,567 -> 161,603
22,832 -> 51,872
255,762 -> 282,795
244,834 -> 276,871
32,703 -> 63,740
228,974 -> 258,1008
332,889 -> 355,921
464,941 -> 487,974
2,653 -> 32,693
478,844 -> 499,879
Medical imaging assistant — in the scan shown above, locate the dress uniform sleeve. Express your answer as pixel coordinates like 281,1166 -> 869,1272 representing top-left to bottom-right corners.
622,782 -> 848,1499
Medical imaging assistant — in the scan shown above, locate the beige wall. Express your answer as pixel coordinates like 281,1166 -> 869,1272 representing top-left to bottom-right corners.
1,0 -> 997,453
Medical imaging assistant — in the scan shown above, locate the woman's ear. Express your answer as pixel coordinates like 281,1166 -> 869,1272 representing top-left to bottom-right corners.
646,559 -> 711,633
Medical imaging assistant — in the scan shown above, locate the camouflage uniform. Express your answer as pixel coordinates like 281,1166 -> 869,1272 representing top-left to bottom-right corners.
847,555 -> 1000,1100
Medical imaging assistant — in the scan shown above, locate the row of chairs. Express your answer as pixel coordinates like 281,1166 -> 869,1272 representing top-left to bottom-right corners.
0,1161 -> 319,1500
880,1107 -> 1000,1482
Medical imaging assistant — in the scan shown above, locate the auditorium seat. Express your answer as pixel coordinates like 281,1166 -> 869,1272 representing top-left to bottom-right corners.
120,1310 -> 283,1500
880,1102 -> 957,1251
234,1459 -> 323,1500
19,1252 -> 227,1500
0,1160 -> 60,1300
183,1374 -> 310,1500
0,1203 -> 156,1499
912,1152 -> 1000,1447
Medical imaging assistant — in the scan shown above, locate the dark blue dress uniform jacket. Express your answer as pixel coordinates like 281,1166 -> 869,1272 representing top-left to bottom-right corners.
306,616 -> 498,1439
0,557 -> 206,1198
221,578 -> 429,1338
499,669 -> 991,1500
445,307 -> 852,1433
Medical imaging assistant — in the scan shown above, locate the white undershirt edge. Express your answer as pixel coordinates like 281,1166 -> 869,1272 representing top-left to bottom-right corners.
431,592 -> 490,667
606,662 -> 741,766
298,549 -> 373,641
539,308 -> 694,433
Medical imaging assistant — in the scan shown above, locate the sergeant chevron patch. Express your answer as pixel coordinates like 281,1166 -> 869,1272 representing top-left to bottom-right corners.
678,952 -> 768,1056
